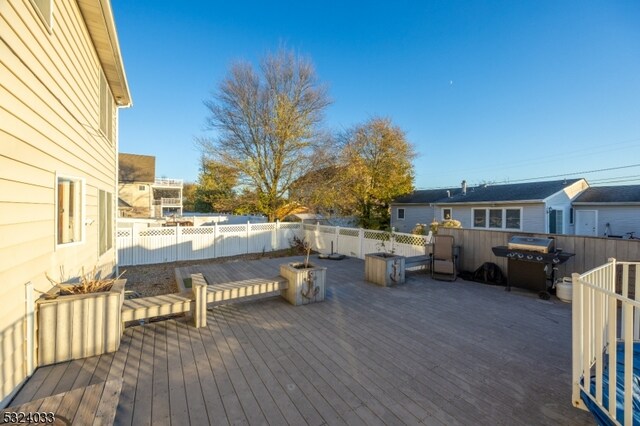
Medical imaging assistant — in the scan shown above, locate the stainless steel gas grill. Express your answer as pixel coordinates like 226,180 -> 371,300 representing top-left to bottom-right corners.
491,236 -> 575,299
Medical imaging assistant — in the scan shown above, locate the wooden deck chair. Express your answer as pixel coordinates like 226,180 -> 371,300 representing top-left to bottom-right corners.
430,234 -> 457,281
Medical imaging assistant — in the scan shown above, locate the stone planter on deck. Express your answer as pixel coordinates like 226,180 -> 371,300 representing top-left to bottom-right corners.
365,253 -> 405,286
279,263 -> 326,305
36,279 -> 126,366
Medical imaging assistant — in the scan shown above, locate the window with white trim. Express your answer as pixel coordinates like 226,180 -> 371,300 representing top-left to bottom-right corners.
442,208 -> 452,220
98,190 -> 113,255
473,207 -> 522,230
99,71 -> 114,143
56,176 -> 84,245
397,208 -> 405,220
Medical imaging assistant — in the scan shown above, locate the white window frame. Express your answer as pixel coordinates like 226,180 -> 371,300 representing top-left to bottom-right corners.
397,208 -> 405,220
55,173 -> 85,248
442,208 -> 452,220
472,207 -> 523,231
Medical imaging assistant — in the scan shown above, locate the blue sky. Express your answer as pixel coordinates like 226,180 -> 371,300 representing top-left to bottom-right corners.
112,0 -> 640,189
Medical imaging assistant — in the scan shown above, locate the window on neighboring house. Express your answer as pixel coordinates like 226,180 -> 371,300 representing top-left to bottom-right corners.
138,185 -> 146,191
473,207 -> 522,230
489,209 -> 503,228
505,209 -> 521,230
569,208 -> 574,225
473,209 -> 487,228
57,176 -> 84,245
30,0 -> 53,31
98,190 -> 113,255
99,71 -> 114,143
442,208 -> 452,220
397,208 -> 405,220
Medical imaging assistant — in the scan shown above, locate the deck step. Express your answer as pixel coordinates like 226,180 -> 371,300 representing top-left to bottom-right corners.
206,276 -> 288,303
121,293 -> 193,322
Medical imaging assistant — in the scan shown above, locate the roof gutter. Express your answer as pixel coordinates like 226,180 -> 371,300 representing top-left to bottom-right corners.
572,202 -> 640,206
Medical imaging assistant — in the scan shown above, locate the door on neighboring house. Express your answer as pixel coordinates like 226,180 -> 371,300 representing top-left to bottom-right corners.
548,208 -> 564,234
575,210 -> 597,236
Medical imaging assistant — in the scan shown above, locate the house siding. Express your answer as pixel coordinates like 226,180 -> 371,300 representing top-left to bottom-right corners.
0,0 -> 119,405
574,205 -> 640,237
391,205 -> 435,233
543,180 -> 588,234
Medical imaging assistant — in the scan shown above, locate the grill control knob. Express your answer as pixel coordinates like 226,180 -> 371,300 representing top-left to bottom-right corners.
517,254 -> 524,259
536,256 -> 543,261
552,258 -> 560,264
526,255 -> 533,260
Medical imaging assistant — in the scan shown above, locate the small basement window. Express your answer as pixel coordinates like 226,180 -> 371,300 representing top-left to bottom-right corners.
397,208 -> 405,220
56,175 -> 84,245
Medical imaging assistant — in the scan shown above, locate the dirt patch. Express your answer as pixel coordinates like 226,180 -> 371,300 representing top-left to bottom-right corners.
121,249 -> 305,297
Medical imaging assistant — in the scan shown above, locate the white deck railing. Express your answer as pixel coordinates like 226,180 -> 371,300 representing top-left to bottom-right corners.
572,258 -> 640,425
116,222 -> 431,266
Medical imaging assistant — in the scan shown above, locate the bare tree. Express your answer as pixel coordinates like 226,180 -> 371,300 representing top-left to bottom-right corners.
199,49 -> 331,221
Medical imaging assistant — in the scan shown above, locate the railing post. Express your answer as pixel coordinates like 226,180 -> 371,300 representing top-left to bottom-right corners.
275,220 -> 280,251
571,271 -> 583,409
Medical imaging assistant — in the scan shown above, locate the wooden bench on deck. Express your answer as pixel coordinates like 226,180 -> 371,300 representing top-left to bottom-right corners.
192,273 -> 288,327
121,293 -> 192,323
405,255 -> 431,270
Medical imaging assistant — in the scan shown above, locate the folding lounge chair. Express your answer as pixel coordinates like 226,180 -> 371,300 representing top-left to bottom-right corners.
430,234 -> 457,281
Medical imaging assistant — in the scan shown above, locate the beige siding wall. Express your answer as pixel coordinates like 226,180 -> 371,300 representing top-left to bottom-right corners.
0,0 -> 118,405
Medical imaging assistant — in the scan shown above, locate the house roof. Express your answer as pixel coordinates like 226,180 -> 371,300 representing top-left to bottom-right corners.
77,0 -> 131,106
393,179 -> 584,205
573,185 -> 640,204
393,188 -> 461,204
119,153 -> 155,183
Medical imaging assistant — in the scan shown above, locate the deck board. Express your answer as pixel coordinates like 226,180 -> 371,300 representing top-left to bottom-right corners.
9,256 -> 595,425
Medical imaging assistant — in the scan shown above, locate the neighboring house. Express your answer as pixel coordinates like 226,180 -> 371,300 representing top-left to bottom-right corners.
572,185 -> 640,237
391,188 -> 461,233
0,0 -> 130,407
391,179 -> 589,235
118,153 -> 183,218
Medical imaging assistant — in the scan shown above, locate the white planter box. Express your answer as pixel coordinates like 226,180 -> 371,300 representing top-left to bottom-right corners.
279,263 -> 326,305
365,253 -> 405,286
36,279 -> 126,366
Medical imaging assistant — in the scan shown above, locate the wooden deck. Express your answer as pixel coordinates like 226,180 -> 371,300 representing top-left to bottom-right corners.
9,256 -> 594,425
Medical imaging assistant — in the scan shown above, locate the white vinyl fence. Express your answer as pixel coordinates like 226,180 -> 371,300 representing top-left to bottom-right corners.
117,222 -> 430,266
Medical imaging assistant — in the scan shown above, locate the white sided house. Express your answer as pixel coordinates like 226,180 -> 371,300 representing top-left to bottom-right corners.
391,188 -> 461,233
391,179 -> 589,235
0,0 -> 130,406
572,185 -> 640,237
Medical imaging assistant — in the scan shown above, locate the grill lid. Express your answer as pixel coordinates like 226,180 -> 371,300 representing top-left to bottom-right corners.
507,236 -> 555,253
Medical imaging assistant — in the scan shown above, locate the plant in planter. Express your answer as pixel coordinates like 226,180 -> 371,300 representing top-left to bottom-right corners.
37,266 -> 127,366
365,230 -> 405,286
280,243 -> 327,305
